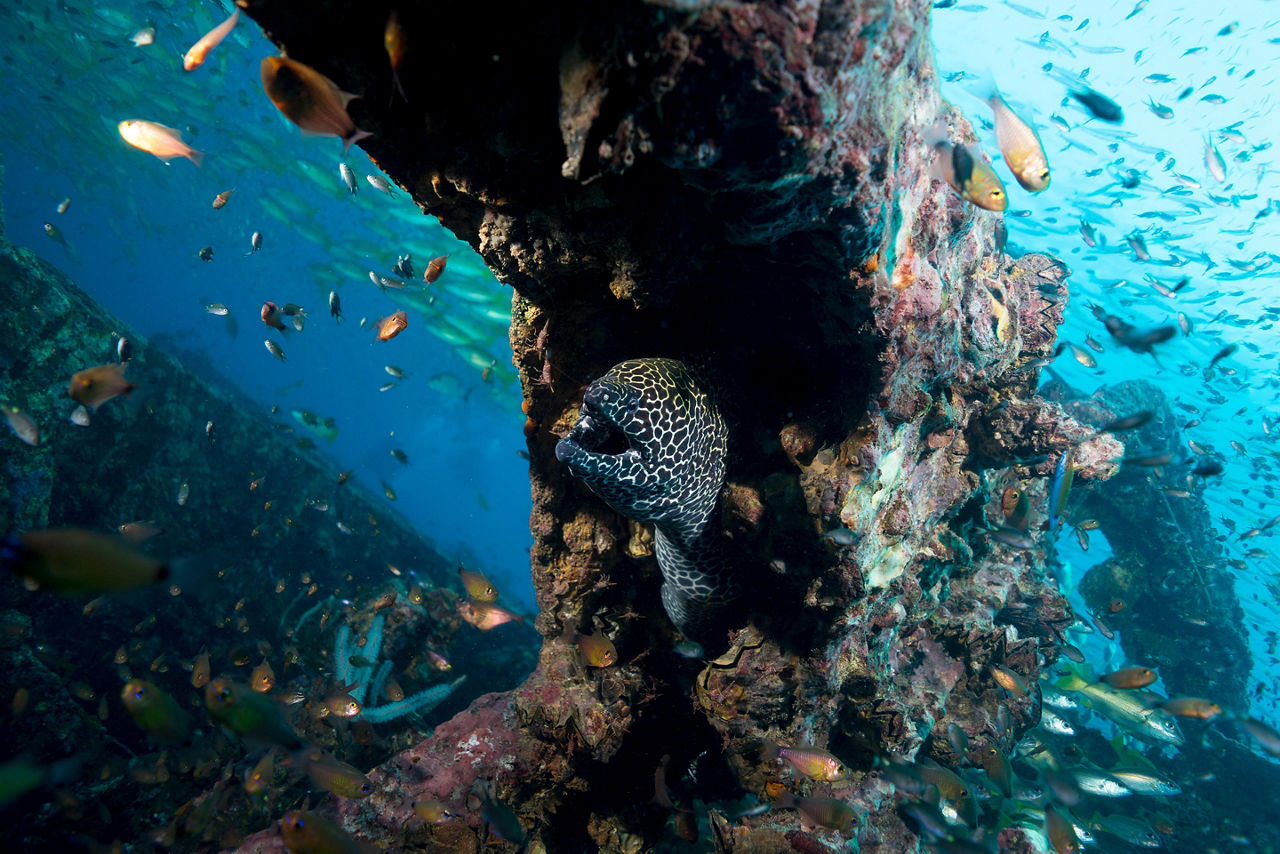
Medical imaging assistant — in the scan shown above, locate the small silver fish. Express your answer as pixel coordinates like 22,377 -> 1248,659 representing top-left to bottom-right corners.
329,291 -> 342,323
265,340 -> 287,362
69,405 -> 91,427
245,231 -> 262,255
385,365 -> 406,378
379,382 -> 396,392
366,174 -> 395,195
205,303 -> 230,316
1205,138 -> 1227,183
339,163 -> 358,194
177,482 -> 190,506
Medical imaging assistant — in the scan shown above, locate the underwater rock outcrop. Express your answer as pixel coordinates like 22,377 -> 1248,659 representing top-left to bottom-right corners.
230,0 -> 1165,850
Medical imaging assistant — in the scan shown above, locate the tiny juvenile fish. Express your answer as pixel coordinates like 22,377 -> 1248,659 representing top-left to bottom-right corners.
245,232 -> 263,255
183,9 -> 238,71
260,56 -> 372,153
212,189 -> 235,209
205,303 -> 230,316
329,291 -> 342,323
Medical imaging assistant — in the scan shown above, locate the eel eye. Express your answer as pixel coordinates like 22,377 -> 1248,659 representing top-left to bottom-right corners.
625,397 -> 639,413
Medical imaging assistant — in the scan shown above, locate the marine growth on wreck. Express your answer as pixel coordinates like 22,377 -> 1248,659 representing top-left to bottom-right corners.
1,1 -> 1279,852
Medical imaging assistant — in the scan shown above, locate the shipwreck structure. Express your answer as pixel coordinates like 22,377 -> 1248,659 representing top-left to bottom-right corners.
228,0 -> 1127,850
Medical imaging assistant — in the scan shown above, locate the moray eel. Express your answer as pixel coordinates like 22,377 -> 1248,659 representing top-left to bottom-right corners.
556,358 -> 735,639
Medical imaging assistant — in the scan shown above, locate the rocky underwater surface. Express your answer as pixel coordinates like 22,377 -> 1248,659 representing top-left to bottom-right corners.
3,0 -> 1280,852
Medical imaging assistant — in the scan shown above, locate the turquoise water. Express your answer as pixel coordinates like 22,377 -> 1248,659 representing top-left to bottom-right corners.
935,0 -> 1280,734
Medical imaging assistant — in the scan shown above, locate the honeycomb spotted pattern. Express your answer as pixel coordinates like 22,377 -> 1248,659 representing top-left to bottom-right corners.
556,358 -> 736,639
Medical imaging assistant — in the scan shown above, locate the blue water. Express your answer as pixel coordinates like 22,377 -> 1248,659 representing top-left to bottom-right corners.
0,2 -> 535,610
934,0 -> 1280,731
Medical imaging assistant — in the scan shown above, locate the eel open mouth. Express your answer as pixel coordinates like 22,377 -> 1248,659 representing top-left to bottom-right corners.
555,400 -> 631,463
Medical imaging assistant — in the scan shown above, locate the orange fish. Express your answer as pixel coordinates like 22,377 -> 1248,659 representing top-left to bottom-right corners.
118,120 -> 203,166
1000,486 -> 1030,531
458,567 -> 498,602
260,56 -> 372,153
577,631 -> 617,668
183,9 -> 239,71
384,10 -> 408,100
990,664 -> 1028,697
68,363 -> 135,411
1160,696 -> 1222,720
191,649 -> 211,689
1100,666 -> 1157,690
212,189 -> 235,209
764,740 -> 849,782
457,601 -> 524,631
261,301 -> 287,331
423,254 -> 450,284
376,310 -> 407,341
